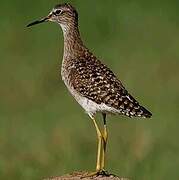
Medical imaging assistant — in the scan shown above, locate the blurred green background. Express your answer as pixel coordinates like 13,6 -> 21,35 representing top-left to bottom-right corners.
0,0 -> 179,179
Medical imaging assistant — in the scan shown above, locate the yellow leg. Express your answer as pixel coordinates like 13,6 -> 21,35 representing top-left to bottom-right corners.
82,114 -> 109,178
101,113 -> 108,170
92,117 -> 103,171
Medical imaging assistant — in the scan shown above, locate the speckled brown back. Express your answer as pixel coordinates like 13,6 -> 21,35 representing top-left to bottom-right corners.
57,3 -> 152,118
66,50 -> 151,118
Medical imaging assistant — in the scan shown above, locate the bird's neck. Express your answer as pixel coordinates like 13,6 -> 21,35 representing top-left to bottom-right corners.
60,23 -> 85,59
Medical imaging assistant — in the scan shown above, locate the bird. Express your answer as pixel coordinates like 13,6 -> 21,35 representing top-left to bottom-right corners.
27,3 -> 152,177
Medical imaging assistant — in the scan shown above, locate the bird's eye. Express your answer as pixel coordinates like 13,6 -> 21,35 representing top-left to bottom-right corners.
54,9 -> 62,15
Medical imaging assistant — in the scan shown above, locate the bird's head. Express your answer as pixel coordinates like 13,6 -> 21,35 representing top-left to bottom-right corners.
27,3 -> 78,30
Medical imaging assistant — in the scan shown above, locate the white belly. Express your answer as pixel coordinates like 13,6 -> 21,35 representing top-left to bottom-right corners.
62,77 -> 121,118
61,61 -> 121,118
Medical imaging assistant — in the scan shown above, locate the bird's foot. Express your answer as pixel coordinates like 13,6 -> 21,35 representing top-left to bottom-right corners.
81,170 -> 110,179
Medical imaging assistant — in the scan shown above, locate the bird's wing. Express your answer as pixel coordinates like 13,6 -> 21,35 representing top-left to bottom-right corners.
68,57 -> 151,118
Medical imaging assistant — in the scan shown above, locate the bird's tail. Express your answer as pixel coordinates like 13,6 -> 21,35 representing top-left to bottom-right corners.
139,106 -> 152,118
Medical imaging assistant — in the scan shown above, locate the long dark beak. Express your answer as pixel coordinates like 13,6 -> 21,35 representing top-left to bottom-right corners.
27,15 -> 51,27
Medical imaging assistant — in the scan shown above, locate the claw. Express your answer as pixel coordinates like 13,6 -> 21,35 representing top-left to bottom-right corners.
81,170 -> 110,179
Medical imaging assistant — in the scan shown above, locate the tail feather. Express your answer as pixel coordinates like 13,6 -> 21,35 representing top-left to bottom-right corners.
139,106 -> 152,118
124,93 -> 152,118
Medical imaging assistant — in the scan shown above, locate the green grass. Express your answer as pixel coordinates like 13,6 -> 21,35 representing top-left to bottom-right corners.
0,0 -> 179,179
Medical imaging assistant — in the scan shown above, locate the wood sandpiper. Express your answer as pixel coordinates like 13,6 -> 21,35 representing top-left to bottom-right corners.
27,3 -> 152,177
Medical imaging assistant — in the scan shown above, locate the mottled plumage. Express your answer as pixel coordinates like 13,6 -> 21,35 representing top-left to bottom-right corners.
27,3 -> 152,175
63,49 -> 151,118
50,4 -> 151,119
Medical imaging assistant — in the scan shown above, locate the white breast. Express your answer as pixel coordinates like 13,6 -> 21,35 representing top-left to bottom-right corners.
61,72 -> 121,118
